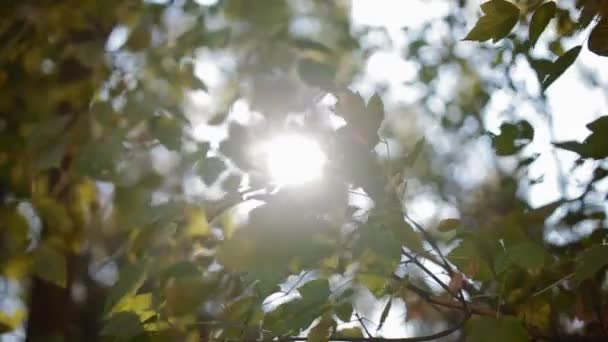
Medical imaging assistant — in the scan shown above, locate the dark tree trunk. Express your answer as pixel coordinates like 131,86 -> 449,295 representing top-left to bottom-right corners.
25,251 -> 106,342
25,259 -> 73,342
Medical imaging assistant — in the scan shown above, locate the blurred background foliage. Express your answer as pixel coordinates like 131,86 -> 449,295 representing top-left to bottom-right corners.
1,0 -> 608,341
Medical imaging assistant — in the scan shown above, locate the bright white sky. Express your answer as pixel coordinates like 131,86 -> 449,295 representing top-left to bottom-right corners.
352,0 -> 608,206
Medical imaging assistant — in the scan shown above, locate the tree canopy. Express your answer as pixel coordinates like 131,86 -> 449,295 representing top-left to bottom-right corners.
1,0 -> 608,341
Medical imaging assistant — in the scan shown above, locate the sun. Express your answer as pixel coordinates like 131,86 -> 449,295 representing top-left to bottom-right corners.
263,134 -> 327,186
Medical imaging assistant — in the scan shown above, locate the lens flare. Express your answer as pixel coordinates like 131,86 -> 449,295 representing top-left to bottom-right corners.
263,134 -> 326,186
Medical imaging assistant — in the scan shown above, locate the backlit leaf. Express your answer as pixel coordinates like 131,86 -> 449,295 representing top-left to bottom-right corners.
464,0 -> 520,43
491,120 -> 534,156
221,296 -> 255,321
337,327 -> 364,338
149,115 -> 183,151
574,244 -> 608,286
356,273 -> 387,296
110,293 -> 153,319
529,1 -> 556,47
448,236 -> 493,281
334,302 -> 352,322
104,261 -> 147,316
507,241 -> 547,273
307,316 -> 335,342
588,18 -> 608,56
292,38 -> 333,55
586,115 -> 608,133
438,218 -> 461,232
541,45 -> 581,91
297,58 -> 336,90
0,310 -> 25,334
299,278 -> 330,304
403,137 -> 425,167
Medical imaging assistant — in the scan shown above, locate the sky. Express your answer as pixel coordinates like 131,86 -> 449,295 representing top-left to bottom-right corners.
352,0 -> 608,208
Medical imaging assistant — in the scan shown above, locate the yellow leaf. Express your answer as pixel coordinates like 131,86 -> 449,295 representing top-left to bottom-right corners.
337,327 -> 363,338
307,316 -> 335,342
356,273 -> 387,296
2,255 -> 33,279
111,293 -> 153,320
0,309 -> 26,334
321,255 -> 339,271
517,300 -> 550,331
184,208 -> 209,237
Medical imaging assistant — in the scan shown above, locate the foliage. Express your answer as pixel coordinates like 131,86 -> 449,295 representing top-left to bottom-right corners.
1,0 -> 608,342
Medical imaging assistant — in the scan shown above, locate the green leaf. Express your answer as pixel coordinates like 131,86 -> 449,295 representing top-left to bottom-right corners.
264,298 -> 325,335
75,135 -> 124,179
541,45 -> 582,91
198,156 -> 225,184
336,90 -> 384,145
221,296 -> 256,321
127,26 -> 152,51
160,261 -> 200,283
334,288 -> 354,303
586,115 -> 608,133
464,0 -> 520,43
588,18 -> 608,57
291,38 -> 333,55
299,278 -> 330,303
529,1 -> 556,47
110,293 -> 153,320
337,327 -> 364,338
448,236 -> 493,281
466,316 -> 529,342
104,261 -> 148,316
297,58 -> 336,90
367,93 -> 385,123
553,132 -> 608,159
307,316 -> 335,342
33,244 -> 67,288
493,250 -> 511,275
0,310 -> 25,334
101,311 -> 144,341
438,218 -> 461,232
507,241 -> 547,273
334,302 -> 353,322
247,269 -> 284,299
33,142 -> 66,172
356,273 -> 387,296
553,141 -> 589,156
574,245 -> 608,286
516,298 -> 551,332
403,137 -> 425,167
149,115 -> 183,151
165,276 -> 212,317
491,120 -> 534,156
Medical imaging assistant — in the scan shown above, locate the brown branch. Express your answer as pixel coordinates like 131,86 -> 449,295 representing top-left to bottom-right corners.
402,281 -> 496,317
402,212 -> 455,277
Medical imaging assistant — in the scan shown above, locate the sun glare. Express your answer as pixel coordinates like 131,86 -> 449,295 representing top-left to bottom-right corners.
263,134 -> 326,186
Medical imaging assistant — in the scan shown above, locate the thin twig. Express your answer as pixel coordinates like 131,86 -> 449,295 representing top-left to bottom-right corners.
402,212 -> 454,277
532,273 -> 574,297
355,311 -> 373,338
